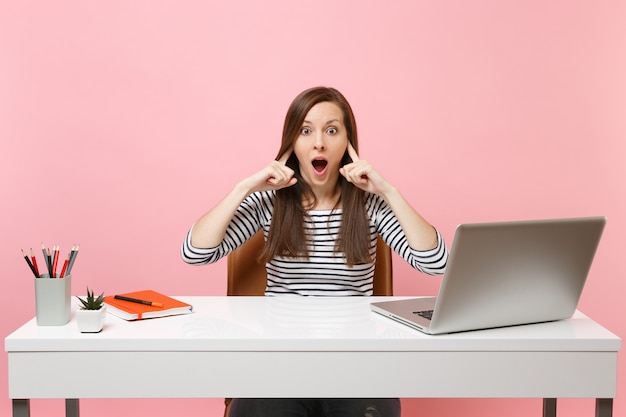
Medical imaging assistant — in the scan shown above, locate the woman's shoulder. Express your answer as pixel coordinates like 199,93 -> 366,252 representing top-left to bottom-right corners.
245,190 -> 276,204
364,192 -> 387,210
238,190 -> 276,226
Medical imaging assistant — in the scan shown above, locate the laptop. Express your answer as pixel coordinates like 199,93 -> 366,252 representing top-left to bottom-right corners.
370,216 -> 606,334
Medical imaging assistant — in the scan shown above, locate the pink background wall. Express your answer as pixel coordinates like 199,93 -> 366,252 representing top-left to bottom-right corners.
1,1 -> 624,416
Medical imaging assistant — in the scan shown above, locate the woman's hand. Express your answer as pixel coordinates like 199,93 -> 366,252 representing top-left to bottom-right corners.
190,150 -> 296,248
339,143 -> 390,197
340,143 -> 438,250
245,149 -> 297,193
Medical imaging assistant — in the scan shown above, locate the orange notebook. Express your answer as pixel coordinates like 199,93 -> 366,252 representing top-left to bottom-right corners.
103,290 -> 193,321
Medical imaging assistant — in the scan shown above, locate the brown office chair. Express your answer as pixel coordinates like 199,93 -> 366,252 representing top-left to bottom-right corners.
224,230 -> 393,416
227,231 -> 393,296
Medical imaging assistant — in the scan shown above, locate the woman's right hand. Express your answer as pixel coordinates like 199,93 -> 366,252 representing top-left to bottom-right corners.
190,150 -> 296,248
245,150 -> 297,193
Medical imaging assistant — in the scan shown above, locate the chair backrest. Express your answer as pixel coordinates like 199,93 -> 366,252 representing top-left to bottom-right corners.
227,231 -> 393,296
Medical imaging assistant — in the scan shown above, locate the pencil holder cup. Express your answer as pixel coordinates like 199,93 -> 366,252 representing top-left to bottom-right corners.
34,274 -> 72,326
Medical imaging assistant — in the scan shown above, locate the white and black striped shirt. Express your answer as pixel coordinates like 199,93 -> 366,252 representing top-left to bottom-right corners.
182,191 -> 448,296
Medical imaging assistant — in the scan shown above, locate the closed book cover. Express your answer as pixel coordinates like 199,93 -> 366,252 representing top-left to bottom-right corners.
104,290 -> 193,321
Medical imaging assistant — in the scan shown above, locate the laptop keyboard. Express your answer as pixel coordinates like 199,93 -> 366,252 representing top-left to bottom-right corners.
414,310 -> 434,320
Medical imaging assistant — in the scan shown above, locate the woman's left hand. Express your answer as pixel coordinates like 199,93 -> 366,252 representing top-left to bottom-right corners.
339,143 -> 391,196
340,143 -> 438,251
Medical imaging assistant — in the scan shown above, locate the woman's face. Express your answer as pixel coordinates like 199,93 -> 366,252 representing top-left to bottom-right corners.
293,101 -> 349,189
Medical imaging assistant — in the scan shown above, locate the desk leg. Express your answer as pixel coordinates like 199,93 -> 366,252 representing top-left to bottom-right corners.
12,399 -> 30,417
543,398 -> 556,417
66,399 -> 80,417
596,398 -> 612,417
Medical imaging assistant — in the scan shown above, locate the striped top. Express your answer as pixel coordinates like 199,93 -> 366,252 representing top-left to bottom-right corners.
182,190 -> 448,296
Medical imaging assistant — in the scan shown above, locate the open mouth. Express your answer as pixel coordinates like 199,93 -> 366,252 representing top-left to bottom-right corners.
312,159 -> 328,173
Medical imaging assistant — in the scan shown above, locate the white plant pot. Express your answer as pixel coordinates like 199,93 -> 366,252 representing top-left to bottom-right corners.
76,305 -> 107,333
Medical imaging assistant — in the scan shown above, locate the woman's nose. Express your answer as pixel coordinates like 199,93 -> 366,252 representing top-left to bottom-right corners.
313,133 -> 325,150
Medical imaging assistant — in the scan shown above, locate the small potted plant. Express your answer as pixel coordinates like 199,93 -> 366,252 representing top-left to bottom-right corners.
75,287 -> 106,333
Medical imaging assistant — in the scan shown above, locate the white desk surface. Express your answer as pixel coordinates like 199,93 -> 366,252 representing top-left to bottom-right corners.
5,296 -> 620,352
5,296 -> 622,400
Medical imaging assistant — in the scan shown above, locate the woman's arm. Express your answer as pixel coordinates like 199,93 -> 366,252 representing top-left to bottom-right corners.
340,144 -> 438,251
190,152 -> 296,248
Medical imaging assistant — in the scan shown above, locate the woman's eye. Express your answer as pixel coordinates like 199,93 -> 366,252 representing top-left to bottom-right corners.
326,127 -> 337,135
301,127 -> 311,135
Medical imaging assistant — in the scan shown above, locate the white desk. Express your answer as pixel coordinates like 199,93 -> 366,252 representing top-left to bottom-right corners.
5,296 -> 621,417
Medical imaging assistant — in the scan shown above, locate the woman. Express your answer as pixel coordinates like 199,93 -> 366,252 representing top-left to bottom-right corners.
182,86 -> 448,416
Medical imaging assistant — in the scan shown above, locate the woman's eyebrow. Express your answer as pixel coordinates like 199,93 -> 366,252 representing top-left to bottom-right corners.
302,118 -> 341,125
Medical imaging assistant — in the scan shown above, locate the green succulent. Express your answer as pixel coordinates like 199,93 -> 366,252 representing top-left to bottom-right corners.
76,287 -> 105,310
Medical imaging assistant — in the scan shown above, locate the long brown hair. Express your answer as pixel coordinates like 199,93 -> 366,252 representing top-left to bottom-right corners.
261,87 -> 371,266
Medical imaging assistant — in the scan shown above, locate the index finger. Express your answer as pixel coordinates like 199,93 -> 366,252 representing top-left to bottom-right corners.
346,143 -> 360,162
277,148 -> 293,165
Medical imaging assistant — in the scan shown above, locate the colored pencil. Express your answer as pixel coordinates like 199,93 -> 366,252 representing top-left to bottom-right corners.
51,245 -> 60,278
66,244 -> 79,275
46,247 -> 52,276
42,243 -> 52,277
30,248 -> 40,277
59,254 -> 70,278
22,249 -> 39,278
